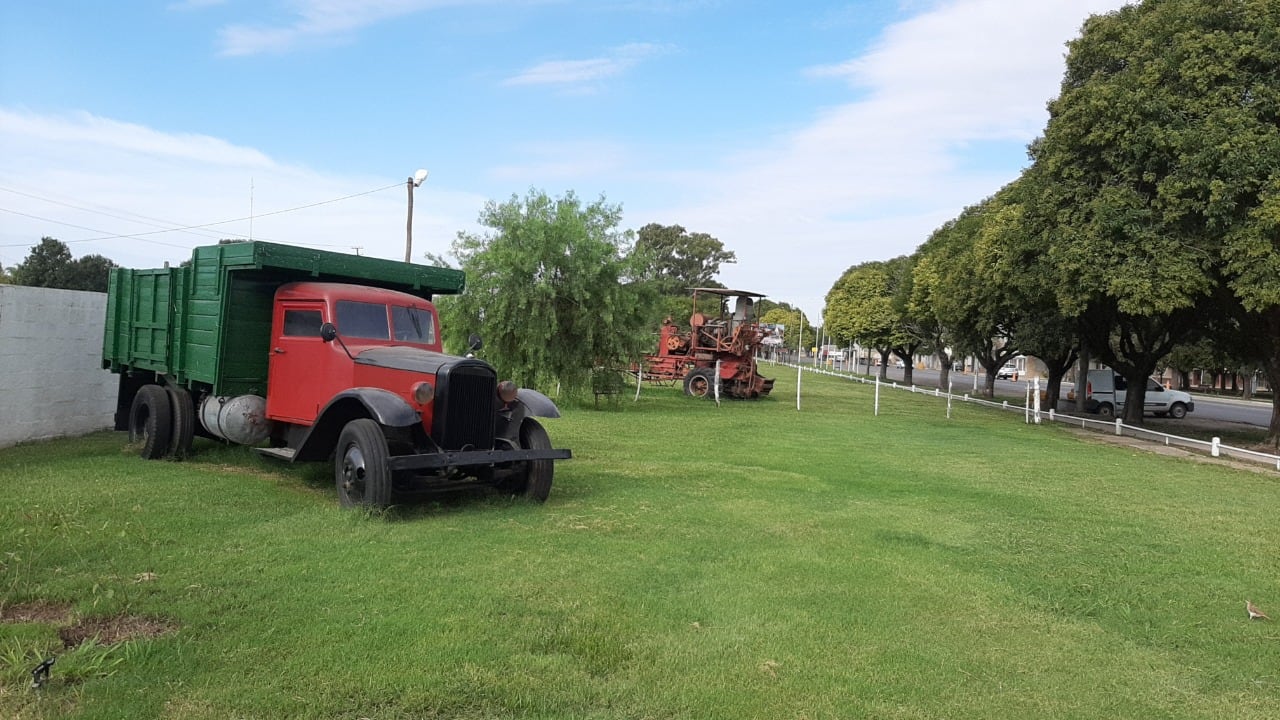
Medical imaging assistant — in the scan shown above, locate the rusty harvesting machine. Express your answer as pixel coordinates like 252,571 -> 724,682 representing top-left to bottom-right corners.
634,288 -> 775,399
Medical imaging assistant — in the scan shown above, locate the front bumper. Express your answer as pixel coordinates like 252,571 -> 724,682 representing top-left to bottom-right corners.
387,447 -> 571,471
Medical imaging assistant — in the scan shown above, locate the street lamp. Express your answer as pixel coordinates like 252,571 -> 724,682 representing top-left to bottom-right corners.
405,168 -> 429,263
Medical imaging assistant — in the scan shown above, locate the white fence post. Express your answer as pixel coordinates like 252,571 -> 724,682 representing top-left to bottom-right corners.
875,374 -> 881,416
1212,437 -> 1220,457
1115,418 -> 1123,436
714,359 -> 721,406
1033,378 -> 1041,425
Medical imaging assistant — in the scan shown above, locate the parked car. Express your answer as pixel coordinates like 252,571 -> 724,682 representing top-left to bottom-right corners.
996,363 -> 1018,379
1084,367 -> 1194,419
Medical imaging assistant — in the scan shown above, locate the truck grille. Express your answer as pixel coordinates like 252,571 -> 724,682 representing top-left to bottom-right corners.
433,361 -> 496,451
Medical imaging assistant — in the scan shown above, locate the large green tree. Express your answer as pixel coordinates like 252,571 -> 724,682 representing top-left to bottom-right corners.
825,258 -> 915,380
633,223 -> 736,296
1030,0 -> 1280,428
10,237 -> 116,292
911,198 -> 1021,398
439,189 -> 656,397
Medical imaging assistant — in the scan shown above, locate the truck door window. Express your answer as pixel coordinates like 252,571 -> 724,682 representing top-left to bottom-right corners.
1114,375 -> 1127,391
392,306 -> 435,343
283,309 -> 324,337
335,300 -> 390,340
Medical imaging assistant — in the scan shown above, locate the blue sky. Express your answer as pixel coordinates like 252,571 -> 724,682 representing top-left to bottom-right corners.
0,0 -> 1128,321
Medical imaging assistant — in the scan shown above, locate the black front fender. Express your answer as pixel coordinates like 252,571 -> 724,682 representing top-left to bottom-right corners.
292,388 -> 420,462
517,388 -> 560,418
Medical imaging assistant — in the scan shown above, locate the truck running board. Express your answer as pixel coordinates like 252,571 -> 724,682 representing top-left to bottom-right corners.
254,447 -> 297,462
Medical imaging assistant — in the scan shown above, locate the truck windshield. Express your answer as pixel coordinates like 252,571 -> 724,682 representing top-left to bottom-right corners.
335,301 -> 390,340
392,306 -> 435,343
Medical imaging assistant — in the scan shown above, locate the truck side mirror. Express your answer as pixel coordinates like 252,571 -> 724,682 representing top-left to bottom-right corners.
468,333 -> 483,352
320,323 -> 338,343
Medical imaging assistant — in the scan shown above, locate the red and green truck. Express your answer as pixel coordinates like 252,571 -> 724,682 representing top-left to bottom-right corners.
102,240 -> 570,507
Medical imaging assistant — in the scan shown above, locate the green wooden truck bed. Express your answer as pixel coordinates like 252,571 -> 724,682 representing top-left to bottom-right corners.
102,241 -> 465,396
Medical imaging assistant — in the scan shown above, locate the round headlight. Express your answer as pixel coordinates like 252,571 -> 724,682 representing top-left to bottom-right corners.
497,380 -> 518,403
411,381 -> 435,405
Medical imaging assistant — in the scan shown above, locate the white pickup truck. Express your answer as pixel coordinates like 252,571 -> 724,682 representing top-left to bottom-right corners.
1083,368 -> 1194,419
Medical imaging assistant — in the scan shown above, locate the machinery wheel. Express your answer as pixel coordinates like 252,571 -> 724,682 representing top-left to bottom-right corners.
683,368 -> 716,399
509,419 -> 554,502
336,419 -> 393,508
166,385 -> 195,459
128,385 -> 172,460
1169,402 -> 1187,419
1096,402 -> 1115,419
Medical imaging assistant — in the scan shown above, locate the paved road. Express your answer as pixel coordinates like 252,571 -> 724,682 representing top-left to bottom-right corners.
812,360 -> 1273,429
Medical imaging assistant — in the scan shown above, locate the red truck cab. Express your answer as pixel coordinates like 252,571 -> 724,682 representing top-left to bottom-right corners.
257,281 -> 568,506
267,282 -> 442,425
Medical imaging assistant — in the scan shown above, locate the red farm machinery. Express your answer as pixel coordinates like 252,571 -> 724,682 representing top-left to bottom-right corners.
635,288 -> 775,399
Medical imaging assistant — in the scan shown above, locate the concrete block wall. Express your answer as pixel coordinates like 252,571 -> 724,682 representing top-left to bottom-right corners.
0,285 -> 118,448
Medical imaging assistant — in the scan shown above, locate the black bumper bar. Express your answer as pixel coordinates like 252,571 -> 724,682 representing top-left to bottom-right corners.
387,448 -> 572,471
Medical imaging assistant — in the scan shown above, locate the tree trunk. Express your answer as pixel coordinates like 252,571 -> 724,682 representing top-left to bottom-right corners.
1075,340 -> 1091,413
1121,369 -> 1148,426
878,349 -> 890,381
937,351 -> 952,392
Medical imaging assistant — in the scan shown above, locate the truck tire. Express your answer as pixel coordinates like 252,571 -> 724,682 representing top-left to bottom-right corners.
129,385 -> 172,460
1169,402 -> 1187,419
166,385 -> 195,459
517,418 -> 554,502
683,368 -> 715,398
336,419 -> 393,508
1096,402 -> 1115,419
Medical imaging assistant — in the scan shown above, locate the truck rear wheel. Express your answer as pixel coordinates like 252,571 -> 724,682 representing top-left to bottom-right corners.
1097,402 -> 1115,419
166,385 -> 195,459
336,419 -> 393,508
129,385 -> 172,460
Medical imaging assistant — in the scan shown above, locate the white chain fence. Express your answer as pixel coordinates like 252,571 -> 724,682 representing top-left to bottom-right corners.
781,361 -> 1280,473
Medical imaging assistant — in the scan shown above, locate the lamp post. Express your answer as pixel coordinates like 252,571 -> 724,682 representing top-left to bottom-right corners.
405,168 -> 429,263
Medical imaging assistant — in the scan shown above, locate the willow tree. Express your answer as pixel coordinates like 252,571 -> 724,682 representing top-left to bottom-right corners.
440,189 -> 656,396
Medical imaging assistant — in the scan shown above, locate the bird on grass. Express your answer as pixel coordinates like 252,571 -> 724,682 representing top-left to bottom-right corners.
1246,600 -> 1270,620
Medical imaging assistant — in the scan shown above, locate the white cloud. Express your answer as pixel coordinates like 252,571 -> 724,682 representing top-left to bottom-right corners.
503,43 -> 668,90
638,0 -> 1129,321
218,0 -> 467,56
0,108 -> 484,271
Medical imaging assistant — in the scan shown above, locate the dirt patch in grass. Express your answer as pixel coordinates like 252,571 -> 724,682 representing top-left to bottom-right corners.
0,601 -> 75,625
58,615 -> 176,648
2,601 -> 176,648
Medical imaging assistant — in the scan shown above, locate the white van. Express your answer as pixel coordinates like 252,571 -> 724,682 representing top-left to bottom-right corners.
1084,368 -> 1194,419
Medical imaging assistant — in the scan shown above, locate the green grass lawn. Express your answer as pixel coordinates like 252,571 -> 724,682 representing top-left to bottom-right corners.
2,370 -> 1279,719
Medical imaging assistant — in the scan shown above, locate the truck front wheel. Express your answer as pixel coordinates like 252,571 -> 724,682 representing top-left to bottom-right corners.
1169,402 -> 1187,419
129,385 -> 172,460
336,419 -> 393,508
503,419 -> 553,502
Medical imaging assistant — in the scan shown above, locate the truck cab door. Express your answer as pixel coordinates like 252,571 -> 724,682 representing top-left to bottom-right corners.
267,302 -> 328,424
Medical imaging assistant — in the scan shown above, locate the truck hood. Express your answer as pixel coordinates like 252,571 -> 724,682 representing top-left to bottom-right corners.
354,346 -> 471,375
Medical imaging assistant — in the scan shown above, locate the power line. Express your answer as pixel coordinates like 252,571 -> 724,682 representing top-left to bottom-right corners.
0,180 -> 404,248
0,208 -> 192,249
0,185 -> 229,242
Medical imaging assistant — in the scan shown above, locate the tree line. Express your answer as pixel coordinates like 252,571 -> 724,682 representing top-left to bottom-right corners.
822,0 -> 1280,445
1,237 -> 117,291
